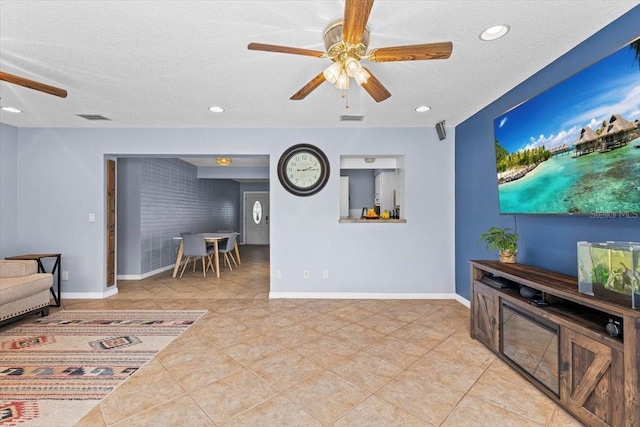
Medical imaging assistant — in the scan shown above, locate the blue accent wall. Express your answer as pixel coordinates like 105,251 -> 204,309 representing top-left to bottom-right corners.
455,6 -> 640,300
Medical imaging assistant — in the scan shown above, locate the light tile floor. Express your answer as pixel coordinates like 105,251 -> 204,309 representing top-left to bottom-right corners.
52,246 -> 582,426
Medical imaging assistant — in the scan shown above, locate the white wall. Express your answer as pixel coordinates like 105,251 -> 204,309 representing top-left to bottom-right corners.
12,126 -> 455,298
0,124 -> 18,257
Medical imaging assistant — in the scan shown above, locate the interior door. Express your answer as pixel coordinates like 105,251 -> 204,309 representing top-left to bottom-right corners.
244,192 -> 269,245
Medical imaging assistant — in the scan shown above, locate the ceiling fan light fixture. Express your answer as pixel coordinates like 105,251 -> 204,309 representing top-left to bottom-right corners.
344,57 -> 361,77
323,61 -> 343,84
354,68 -> 370,86
335,70 -> 350,90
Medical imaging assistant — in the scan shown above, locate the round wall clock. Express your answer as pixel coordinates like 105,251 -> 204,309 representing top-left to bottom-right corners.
277,144 -> 330,196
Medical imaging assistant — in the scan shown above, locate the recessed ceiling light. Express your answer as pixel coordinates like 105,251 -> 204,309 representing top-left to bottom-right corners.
415,106 -> 431,112
215,157 -> 232,166
208,106 -> 225,113
480,25 -> 510,41
1,106 -> 22,113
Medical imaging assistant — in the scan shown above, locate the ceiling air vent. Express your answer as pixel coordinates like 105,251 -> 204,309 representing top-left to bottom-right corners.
77,114 -> 111,121
340,115 -> 364,122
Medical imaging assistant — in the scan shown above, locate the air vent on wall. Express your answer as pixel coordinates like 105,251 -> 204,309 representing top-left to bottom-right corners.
76,114 -> 111,121
340,115 -> 364,122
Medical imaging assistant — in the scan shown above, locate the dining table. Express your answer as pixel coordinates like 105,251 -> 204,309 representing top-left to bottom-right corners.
172,232 -> 241,278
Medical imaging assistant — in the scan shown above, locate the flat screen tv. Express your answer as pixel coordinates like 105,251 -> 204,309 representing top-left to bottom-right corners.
493,36 -> 640,216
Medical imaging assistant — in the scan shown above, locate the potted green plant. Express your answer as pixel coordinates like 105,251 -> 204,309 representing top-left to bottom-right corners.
478,227 -> 519,263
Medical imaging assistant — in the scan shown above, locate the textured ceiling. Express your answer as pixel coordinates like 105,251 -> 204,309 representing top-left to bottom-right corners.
0,1 -> 638,129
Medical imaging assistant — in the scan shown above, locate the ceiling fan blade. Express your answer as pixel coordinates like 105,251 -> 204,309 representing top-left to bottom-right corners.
0,71 -> 68,98
342,0 -> 374,45
368,42 -> 453,62
290,72 -> 326,100
361,68 -> 391,102
248,42 -> 325,58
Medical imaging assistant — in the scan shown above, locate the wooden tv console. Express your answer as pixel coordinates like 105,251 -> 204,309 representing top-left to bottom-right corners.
470,260 -> 639,427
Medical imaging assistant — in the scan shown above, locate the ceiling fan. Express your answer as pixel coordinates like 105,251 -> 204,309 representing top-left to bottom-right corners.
247,0 -> 452,103
0,71 -> 67,98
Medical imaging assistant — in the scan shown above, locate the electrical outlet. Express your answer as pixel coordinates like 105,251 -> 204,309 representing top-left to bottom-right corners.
322,269 -> 329,279
303,270 -> 310,279
62,271 -> 69,280
276,270 -> 282,279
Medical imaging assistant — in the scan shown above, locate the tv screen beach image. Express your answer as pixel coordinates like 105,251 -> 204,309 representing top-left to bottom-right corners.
493,37 -> 640,215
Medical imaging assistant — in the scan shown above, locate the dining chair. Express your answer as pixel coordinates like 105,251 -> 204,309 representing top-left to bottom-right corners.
217,230 -> 239,265
179,232 -> 195,270
179,234 -> 214,278
218,232 -> 238,272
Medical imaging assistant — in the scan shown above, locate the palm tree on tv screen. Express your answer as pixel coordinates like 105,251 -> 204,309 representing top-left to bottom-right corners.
632,39 -> 640,70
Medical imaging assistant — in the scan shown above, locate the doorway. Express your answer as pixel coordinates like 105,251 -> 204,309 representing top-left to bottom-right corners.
113,158 -> 270,283
244,191 -> 269,245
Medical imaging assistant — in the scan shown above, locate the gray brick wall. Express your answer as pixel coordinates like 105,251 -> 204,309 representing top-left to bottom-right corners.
120,158 -> 240,275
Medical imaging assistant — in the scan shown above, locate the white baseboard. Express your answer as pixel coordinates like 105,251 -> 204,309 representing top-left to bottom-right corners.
269,292 -> 462,301
117,264 -> 175,281
453,294 -> 471,308
61,288 -> 470,305
61,286 -> 118,300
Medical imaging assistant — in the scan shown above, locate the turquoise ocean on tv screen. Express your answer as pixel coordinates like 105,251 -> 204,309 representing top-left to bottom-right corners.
498,138 -> 640,215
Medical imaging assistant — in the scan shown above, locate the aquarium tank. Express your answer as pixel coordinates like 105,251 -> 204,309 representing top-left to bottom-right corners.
578,241 -> 640,309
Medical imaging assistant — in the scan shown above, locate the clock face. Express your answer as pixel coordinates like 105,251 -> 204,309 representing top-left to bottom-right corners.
278,144 -> 330,196
286,152 -> 321,188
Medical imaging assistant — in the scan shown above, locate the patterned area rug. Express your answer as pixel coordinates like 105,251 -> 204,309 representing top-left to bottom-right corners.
0,310 -> 205,427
